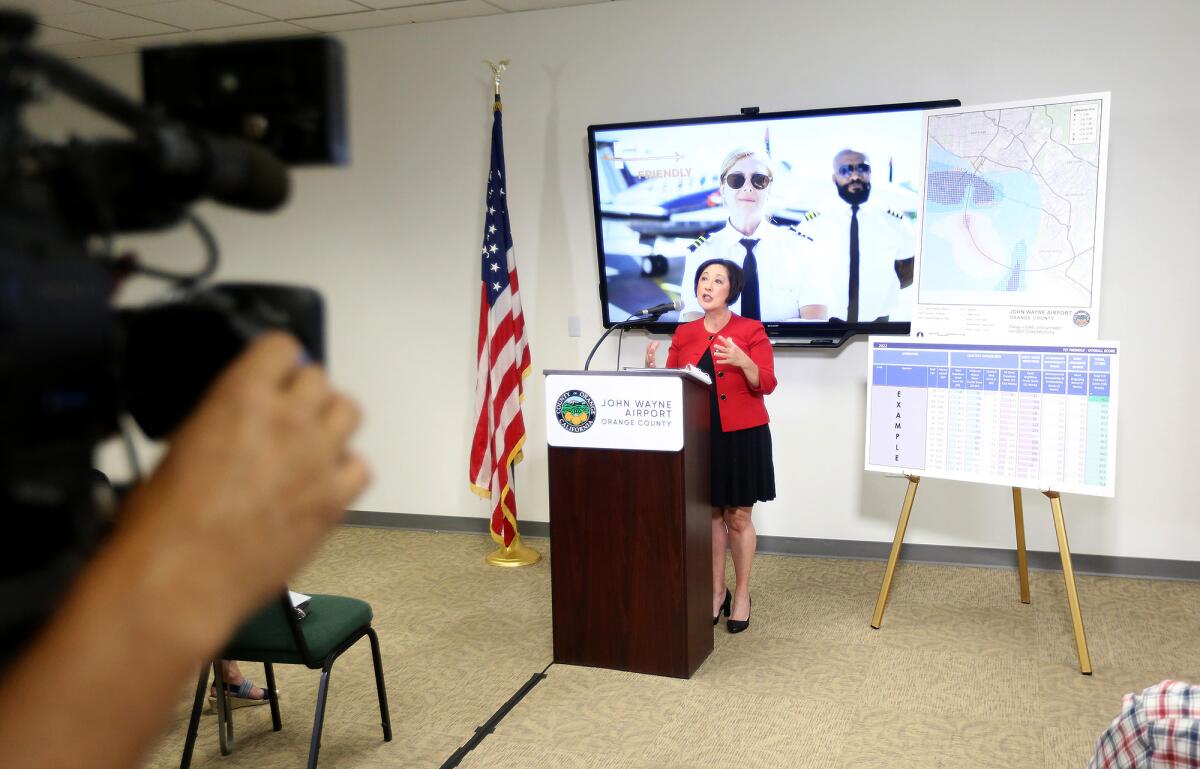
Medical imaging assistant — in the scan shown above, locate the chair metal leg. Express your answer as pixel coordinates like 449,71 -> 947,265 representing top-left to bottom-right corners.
307,667 -> 333,769
871,475 -> 920,629
213,661 -> 234,756
179,665 -> 209,769
367,628 -> 392,741
264,662 -> 282,731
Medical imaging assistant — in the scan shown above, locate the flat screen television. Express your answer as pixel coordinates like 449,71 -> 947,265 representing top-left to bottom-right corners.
587,99 -> 959,346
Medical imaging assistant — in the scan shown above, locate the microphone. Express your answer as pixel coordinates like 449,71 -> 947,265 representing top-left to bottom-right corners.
583,298 -> 683,371
635,298 -> 683,317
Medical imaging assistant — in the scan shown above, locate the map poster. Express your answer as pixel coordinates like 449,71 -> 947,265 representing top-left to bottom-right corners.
911,93 -> 1110,340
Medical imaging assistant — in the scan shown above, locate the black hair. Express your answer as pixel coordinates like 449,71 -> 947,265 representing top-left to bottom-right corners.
693,258 -> 744,306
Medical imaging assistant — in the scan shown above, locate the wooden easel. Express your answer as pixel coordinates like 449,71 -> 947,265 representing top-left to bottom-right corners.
869,476 -> 1092,675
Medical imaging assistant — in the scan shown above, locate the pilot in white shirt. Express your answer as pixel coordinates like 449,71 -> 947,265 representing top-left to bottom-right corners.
796,149 -> 915,322
679,148 -> 830,322
680,220 -> 830,321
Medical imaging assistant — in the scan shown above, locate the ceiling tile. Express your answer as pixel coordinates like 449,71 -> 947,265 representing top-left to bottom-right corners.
351,0 -> 449,8
123,20 -> 311,46
118,28 -> 203,46
37,38 -> 138,58
79,0 -> 164,7
39,7 -> 183,37
477,0 -> 607,9
290,9 -> 409,31
394,0 -> 503,22
120,0 -> 272,30
189,20 -> 315,39
295,0 -> 500,30
34,22 -> 95,45
219,0 -> 369,19
6,0 -> 95,17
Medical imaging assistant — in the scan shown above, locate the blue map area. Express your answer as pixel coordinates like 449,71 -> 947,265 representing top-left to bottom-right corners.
921,144 -> 1043,294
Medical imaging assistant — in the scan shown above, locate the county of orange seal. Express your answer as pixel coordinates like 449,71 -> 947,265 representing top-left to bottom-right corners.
555,390 -> 596,433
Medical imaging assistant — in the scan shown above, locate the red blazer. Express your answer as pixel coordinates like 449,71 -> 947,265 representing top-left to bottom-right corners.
666,313 -> 777,432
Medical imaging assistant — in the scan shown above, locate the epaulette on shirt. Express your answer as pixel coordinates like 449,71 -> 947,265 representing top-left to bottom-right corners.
885,208 -> 905,219
687,223 -> 726,252
787,210 -> 820,241
788,224 -> 814,242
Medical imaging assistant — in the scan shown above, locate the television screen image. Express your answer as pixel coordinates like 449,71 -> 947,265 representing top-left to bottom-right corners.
587,100 -> 958,344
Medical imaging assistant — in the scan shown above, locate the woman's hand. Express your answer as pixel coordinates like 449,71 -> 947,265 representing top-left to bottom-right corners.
714,335 -> 760,389
713,335 -> 750,368
644,340 -> 659,368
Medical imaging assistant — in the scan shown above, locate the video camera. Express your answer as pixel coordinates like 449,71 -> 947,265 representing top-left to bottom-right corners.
0,11 -> 347,667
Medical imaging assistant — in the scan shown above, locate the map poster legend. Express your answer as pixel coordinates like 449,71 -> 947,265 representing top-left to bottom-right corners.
864,339 -> 1119,497
911,93 -> 1110,340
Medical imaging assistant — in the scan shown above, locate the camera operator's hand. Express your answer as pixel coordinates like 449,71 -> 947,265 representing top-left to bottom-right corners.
120,331 -> 370,632
0,332 -> 369,769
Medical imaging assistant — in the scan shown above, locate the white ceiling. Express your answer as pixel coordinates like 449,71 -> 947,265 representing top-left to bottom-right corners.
15,0 -> 616,58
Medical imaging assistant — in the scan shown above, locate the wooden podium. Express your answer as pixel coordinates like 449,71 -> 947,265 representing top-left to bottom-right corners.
543,369 -> 712,678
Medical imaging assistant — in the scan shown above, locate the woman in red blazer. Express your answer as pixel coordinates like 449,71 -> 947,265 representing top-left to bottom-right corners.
645,258 -> 776,633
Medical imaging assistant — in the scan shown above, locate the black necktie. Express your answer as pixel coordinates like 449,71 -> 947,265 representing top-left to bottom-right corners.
848,205 -> 860,323
739,238 -> 760,320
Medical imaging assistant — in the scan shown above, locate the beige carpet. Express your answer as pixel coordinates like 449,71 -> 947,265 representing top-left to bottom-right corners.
140,527 -> 1200,769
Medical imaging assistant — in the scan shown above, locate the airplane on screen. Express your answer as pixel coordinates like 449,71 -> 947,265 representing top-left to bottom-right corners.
593,142 -> 719,221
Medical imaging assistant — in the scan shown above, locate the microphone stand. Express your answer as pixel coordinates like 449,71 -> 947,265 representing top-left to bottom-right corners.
583,311 -> 661,371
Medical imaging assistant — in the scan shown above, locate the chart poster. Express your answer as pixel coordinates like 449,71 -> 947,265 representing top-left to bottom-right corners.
911,93 -> 1110,340
865,339 -> 1119,497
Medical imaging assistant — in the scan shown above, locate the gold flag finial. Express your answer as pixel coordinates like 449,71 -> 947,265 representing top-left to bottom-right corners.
484,59 -> 509,110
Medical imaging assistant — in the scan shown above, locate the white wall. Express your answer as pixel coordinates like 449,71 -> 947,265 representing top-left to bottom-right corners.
36,0 -> 1199,561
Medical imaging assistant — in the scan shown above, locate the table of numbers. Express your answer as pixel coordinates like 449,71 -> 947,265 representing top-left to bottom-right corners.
865,340 -> 1119,497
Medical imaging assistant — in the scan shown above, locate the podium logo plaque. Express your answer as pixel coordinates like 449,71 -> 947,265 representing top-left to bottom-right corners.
554,390 -> 597,433
545,373 -> 684,452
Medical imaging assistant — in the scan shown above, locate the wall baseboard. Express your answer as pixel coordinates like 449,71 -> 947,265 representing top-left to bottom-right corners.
343,511 -> 1200,582
345,510 -> 552,538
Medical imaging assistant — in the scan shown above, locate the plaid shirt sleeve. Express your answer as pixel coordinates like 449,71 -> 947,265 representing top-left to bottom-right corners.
1088,680 -> 1200,769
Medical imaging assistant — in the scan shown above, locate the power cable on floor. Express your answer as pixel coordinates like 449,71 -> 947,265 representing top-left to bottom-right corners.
438,661 -> 553,768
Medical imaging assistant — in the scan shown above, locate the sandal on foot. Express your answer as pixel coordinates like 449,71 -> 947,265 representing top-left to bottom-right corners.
207,680 -> 273,711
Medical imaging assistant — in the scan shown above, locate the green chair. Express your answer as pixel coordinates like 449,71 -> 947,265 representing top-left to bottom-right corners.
180,592 -> 391,769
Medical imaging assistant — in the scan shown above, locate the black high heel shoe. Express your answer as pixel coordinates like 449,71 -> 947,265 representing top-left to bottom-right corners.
713,589 -> 731,626
727,596 -> 751,634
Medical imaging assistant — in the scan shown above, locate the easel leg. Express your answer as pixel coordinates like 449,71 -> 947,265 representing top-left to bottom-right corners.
1046,491 -> 1093,675
871,476 -> 920,629
1012,487 -> 1031,604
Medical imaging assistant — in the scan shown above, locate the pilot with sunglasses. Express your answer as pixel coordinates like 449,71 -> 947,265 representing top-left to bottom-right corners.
793,149 -> 915,323
680,148 -> 831,322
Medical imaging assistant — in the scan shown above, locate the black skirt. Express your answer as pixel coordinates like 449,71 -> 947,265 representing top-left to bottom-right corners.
698,349 -> 776,508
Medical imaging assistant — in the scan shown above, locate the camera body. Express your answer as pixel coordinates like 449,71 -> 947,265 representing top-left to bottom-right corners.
0,13 -> 343,667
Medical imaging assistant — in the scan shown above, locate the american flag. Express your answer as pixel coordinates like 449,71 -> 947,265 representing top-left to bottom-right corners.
469,106 -> 531,548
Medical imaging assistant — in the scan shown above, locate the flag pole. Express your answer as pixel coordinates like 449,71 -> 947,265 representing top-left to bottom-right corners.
480,59 -> 539,568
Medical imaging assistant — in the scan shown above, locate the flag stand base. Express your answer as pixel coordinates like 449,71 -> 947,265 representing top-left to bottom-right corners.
486,534 -> 541,567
